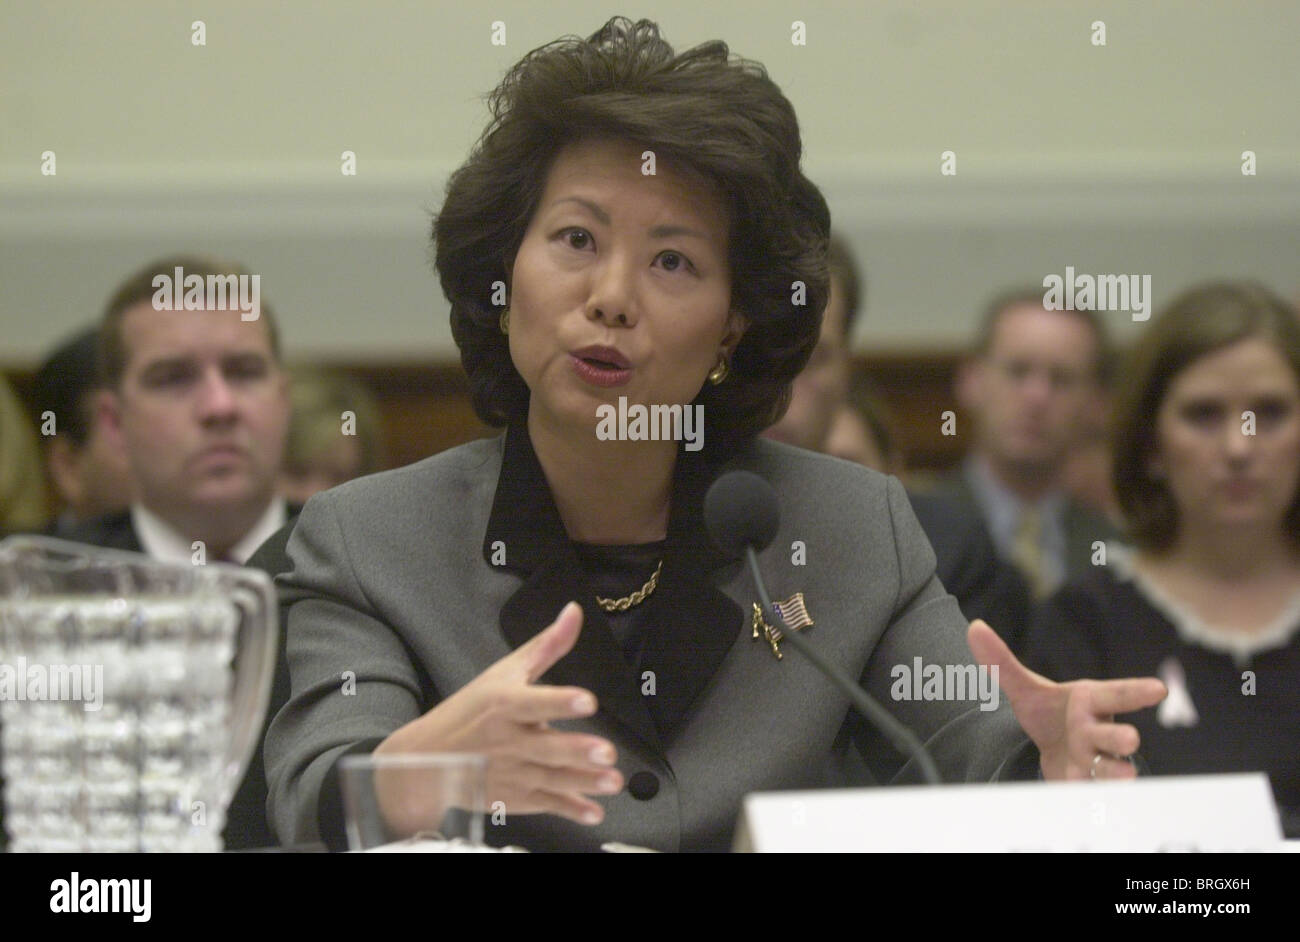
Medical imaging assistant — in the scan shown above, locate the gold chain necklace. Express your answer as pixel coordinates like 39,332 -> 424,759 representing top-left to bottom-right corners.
595,560 -> 663,612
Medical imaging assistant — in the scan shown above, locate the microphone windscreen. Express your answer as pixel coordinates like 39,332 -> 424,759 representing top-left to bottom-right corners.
704,470 -> 780,557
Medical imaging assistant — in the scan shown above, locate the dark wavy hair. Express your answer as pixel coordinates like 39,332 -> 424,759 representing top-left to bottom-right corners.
1111,280 -> 1300,550
432,16 -> 831,456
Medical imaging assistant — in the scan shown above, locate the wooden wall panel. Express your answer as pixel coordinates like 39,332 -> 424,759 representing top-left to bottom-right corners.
850,353 -> 966,471
3,353 -> 967,512
343,354 -> 967,474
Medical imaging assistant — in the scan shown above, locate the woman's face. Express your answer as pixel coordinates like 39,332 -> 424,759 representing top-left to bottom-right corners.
508,137 -> 743,440
1150,336 -> 1300,537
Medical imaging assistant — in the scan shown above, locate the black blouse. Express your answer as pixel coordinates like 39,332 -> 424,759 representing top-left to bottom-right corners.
571,540 -> 667,674
1026,547 -> 1300,837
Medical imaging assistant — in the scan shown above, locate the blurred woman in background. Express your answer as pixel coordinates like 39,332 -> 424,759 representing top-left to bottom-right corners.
278,367 -> 384,504
1028,281 -> 1300,835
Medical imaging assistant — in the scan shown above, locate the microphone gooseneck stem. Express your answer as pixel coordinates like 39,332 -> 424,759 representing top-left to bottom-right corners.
744,545 -> 942,786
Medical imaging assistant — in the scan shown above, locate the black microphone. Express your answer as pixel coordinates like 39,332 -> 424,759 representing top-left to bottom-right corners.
705,470 -> 942,785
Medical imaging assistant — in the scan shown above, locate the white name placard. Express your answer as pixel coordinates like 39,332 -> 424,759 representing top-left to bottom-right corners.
734,773 -> 1282,852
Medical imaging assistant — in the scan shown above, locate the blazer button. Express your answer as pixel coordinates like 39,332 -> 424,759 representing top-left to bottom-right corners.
627,771 -> 659,801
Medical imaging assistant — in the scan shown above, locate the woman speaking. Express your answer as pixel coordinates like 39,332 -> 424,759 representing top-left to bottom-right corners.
264,17 -> 1165,852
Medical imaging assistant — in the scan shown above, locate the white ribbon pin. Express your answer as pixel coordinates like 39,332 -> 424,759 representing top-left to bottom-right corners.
1156,657 -> 1199,728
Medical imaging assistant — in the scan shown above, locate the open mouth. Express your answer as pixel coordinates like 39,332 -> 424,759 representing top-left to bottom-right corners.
572,345 -> 631,369
570,349 -> 633,387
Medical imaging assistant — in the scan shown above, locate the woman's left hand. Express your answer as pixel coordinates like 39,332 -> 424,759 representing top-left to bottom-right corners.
967,620 -> 1167,781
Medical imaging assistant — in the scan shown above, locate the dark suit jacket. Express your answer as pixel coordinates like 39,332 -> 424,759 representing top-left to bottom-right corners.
938,468 -> 1120,589
265,426 -> 1040,852
56,508 -> 147,553
234,524 -> 302,850
908,492 -> 1033,656
51,504 -> 300,850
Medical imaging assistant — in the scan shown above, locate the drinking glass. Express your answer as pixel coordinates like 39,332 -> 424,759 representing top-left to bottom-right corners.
338,753 -> 489,851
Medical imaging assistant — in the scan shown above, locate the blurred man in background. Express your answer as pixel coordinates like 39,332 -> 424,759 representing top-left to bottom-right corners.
949,289 -> 1119,599
764,235 -> 860,452
31,327 -> 133,536
59,255 -> 294,849
65,255 -> 292,566
764,234 -> 1032,652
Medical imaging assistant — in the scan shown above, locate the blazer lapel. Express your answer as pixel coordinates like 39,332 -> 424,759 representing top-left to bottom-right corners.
58,510 -> 145,554
498,561 -> 662,752
636,449 -> 745,741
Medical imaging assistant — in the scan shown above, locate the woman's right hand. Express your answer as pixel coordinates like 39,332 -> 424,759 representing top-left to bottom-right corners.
374,601 -> 622,826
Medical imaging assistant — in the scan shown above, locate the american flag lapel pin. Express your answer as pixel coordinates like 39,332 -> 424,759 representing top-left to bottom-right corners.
751,592 -> 814,660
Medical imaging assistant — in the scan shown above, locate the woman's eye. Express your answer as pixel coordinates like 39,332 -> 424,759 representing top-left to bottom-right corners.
657,250 -> 692,273
1254,400 -> 1291,423
563,229 -> 591,250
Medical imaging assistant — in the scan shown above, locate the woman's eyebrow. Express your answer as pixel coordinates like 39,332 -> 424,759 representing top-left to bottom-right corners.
552,196 -> 610,224
551,195 -> 709,240
648,223 -> 708,240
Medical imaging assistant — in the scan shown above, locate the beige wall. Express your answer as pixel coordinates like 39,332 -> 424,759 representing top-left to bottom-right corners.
3,0 -> 1298,360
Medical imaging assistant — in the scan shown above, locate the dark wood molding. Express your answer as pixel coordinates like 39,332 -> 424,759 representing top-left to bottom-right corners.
3,352 -> 969,483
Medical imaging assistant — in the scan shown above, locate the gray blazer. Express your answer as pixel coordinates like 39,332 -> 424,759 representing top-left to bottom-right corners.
265,425 -> 1037,852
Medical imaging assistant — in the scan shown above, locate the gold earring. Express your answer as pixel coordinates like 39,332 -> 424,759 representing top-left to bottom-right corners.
708,356 -> 729,385
499,307 -> 510,335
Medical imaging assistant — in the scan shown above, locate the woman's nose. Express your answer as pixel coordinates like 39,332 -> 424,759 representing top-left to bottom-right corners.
585,255 -> 637,327
1223,415 -> 1256,459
